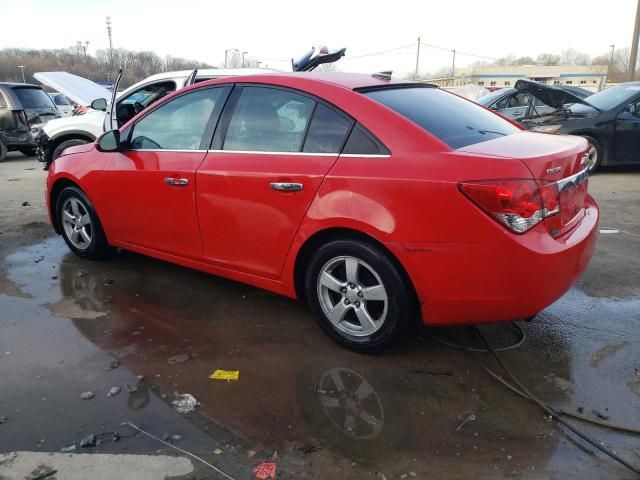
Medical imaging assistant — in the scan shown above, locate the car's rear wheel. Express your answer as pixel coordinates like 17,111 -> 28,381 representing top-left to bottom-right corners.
305,238 -> 411,353
581,136 -> 602,172
52,138 -> 89,161
0,139 -> 7,162
56,186 -> 115,260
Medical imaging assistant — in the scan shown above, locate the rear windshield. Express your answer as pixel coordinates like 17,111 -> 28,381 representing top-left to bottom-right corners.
363,86 -> 520,149
13,87 -> 56,109
51,94 -> 70,106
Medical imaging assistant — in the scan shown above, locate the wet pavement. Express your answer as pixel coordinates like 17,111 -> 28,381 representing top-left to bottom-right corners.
1,154 -> 639,479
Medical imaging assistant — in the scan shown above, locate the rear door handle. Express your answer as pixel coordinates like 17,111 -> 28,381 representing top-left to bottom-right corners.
270,182 -> 303,192
164,177 -> 189,187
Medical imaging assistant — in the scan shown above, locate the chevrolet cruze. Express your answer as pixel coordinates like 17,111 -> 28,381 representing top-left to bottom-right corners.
46,73 -> 599,352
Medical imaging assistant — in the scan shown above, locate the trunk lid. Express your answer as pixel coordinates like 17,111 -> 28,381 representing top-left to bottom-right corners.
458,131 -> 592,237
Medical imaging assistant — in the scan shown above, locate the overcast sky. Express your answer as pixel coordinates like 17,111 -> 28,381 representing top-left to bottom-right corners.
0,0 -> 637,75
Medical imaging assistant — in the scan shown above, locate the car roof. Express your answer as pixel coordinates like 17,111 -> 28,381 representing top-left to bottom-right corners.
0,82 -> 42,89
140,67 -> 278,83
196,71 -> 417,91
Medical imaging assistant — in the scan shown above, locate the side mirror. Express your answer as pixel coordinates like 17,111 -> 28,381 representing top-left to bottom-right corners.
97,130 -> 122,152
91,98 -> 108,111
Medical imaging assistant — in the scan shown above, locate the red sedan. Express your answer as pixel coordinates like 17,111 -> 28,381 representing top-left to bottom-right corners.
46,73 -> 598,352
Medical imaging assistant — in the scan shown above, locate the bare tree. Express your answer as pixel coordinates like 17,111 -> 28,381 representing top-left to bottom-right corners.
537,53 -> 561,66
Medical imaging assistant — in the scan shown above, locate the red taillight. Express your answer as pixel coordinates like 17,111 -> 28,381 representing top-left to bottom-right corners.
460,179 -> 560,234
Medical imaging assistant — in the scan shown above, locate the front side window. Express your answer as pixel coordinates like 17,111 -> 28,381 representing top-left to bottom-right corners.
363,86 -> 520,149
224,87 -> 315,152
52,94 -> 70,106
129,87 -> 225,150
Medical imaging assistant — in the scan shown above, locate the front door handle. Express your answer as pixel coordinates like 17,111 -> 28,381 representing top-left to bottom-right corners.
164,177 -> 189,187
270,182 -> 303,192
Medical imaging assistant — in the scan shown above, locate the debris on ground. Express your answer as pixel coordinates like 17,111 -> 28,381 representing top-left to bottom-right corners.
60,444 -> 76,453
213,448 -> 223,455
80,391 -> 94,400
34,256 -> 45,263
209,370 -> 240,381
0,416 -> 7,424
172,392 -> 199,413
108,358 -> 120,370
247,450 -> 256,458
21,201 -> 30,206
253,462 -> 277,480
167,354 -> 190,365
296,444 -> 319,455
125,384 -> 138,393
137,375 -> 145,381
31,469 -> 57,480
162,433 -> 183,442
106,386 -> 121,397
590,341 -> 630,367
104,278 -> 114,285
456,413 -> 476,431
79,434 -> 97,448
592,409 -> 610,420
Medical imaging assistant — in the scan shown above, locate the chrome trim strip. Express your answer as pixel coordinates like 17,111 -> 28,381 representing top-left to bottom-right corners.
556,167 -> 589,192
339,153 -> 391,158
207,149 -> 336,156
128,149 -> 208,153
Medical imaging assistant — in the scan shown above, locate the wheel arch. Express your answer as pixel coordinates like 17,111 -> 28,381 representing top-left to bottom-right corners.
49,177 -> 84,234
570,130 -> 608,165
48,131 -> 97,161
292,227 -> 421,322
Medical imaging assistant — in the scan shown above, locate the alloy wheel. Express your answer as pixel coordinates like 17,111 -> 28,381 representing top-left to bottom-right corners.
61,197 -> 93,250
316,256 -> 389,337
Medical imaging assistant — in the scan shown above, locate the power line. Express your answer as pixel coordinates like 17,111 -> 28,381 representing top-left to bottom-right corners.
347,43 -> 416,59
420,41 -> 498,60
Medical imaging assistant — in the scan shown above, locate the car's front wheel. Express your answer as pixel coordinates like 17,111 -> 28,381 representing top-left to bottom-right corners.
305,238 -> 412,353
582,136 -> 602,172
56,186 -> 115,260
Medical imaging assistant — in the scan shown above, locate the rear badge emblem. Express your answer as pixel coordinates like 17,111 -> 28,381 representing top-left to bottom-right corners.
546,166 -> 562,174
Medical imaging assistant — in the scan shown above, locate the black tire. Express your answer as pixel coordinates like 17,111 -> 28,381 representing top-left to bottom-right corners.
19,148 -> 36,157
0,139 -> 7,162
581,135 -> 602,172
52,138 -> 89,161
304,238 -> 411,353
55,186 -> 116,260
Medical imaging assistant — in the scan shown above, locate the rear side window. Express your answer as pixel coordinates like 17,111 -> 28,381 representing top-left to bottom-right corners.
342,124 -> 389,155
13,87 -> 56,109
303,104 -> 353,153
224,86 -> 315,152
363,86 -> 519,149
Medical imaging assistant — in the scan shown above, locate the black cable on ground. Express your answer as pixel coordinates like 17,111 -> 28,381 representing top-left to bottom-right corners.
427,322 -> 525,352
471,326 -> 640,477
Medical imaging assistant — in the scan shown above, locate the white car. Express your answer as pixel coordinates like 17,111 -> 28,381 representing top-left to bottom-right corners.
33,68 -> 271,165
33,46 -> 346,167
47,93 -> 74,117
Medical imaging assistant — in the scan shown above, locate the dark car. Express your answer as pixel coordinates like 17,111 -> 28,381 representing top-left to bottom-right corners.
516,80 -> 640,170
0,82 -> 60,161
476,84 -> 592,122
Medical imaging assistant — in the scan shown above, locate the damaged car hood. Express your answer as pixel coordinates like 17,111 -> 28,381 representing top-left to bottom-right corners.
515,79 -> 592,110
34,72 -> 111,107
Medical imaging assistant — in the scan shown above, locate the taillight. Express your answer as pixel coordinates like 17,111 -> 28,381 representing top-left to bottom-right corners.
459,179 -> 560,234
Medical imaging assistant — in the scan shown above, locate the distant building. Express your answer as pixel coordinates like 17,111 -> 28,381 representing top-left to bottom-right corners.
427,65 -> 608,91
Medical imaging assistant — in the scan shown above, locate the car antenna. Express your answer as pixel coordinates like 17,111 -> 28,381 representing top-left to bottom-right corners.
372,71 -> 392,80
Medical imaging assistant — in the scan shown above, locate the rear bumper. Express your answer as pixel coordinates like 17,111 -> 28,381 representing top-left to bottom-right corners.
390,196 -> 599,326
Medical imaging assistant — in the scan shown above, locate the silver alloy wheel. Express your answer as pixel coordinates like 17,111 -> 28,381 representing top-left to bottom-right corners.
586,145 -> 598,172
317,256 -> 389,337
61,197 -> 92,250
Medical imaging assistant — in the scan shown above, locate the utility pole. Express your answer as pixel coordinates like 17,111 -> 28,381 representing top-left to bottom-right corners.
415,36 -> 421,78
604,44 -> 615,88
17,65 -> 26,83
630,0 -> 640,81
451,49 -> 456,85
106,17 -> 114,72
242,51 -> 248,68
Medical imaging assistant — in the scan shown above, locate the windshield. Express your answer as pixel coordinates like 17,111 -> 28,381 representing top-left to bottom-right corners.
13,87 -> 56,108
579,84 -> 640,111
363,86 -> 520,149
476,89 -> 512,106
